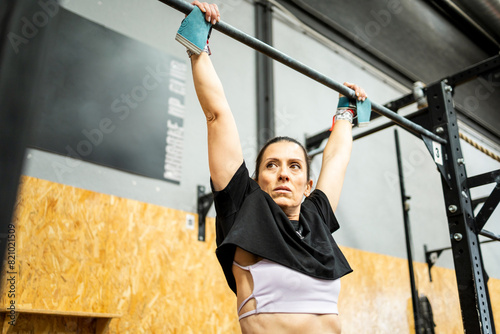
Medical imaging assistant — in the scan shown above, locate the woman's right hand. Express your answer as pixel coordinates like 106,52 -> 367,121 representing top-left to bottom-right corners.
191,1 -> 220,25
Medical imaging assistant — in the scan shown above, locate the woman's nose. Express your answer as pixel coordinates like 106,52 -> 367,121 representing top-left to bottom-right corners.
278,168 -> 290,181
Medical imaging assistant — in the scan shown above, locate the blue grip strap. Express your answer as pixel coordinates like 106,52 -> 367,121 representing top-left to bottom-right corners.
175,6 -> 212,55
356,98 -> 372,127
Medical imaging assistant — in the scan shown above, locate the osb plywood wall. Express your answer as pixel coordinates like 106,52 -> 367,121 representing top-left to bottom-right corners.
1,176 -> 238,333
341,248 -> 499,333
1,175 -> 499,333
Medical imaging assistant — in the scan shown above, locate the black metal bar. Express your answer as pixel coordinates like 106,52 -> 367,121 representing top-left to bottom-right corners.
480,229 -> 500,242
445,54 -> 500,87
308,53 -> 500,153
473,196 -> 489,210
307,121 -> 394,157
425,239 -> 497,260
394,129 -> 423,333
467,169 -> 500,232
467,169 -> 500,188
255,0 -> 274,147
424,238 -> 497,282
305,129 -> 330,152
475,187 -> 500,232
307,108 -> 428,156
427,81 -> 494,333
197,185 -> 214,242
384,92 -> 415,112
159,0 -> 447,145
306,54 -> 500,151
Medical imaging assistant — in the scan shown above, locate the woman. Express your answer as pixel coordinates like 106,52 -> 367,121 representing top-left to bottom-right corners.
178,2 -> 368,333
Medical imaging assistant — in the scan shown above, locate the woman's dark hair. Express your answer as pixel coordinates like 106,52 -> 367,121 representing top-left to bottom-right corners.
254,136 -> 311,181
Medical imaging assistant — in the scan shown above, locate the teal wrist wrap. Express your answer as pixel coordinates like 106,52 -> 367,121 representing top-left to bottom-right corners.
337,96 -> 351,109
336,95 -> 372,127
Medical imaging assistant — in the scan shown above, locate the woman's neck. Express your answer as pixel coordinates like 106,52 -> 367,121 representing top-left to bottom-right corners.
281,205 -> 300,221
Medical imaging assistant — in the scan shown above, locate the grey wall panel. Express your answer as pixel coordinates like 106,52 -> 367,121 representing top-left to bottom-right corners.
29,8 -> 187,183
22,0 -> 256,214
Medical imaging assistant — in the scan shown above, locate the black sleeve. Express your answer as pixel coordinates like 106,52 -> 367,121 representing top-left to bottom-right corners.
210,161 -> 250,218
211,162 -> 258,247
305,189 -> 340,233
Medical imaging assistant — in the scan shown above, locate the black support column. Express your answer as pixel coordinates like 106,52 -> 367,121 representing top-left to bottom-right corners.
426,81 -> 494,334
255,0 -> 274,148
394,130 -> 426,333
0,0 -> 53,277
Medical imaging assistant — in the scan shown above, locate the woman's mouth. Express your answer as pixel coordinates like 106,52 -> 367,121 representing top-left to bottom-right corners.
274,186 -> 291,193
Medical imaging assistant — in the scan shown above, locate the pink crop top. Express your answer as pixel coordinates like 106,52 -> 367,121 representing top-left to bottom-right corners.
233,259 -> 341,320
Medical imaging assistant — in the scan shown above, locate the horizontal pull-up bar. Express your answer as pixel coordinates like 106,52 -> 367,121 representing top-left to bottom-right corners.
159,0 -> 446,145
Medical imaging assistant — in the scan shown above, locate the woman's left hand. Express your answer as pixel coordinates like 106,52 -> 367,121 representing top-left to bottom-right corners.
341,82 -> 367,101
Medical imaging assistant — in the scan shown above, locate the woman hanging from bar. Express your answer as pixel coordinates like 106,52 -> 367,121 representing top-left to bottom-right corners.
175,2 -> 367,333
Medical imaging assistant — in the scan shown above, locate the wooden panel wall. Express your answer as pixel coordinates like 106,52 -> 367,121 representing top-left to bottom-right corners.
1,176 -> 239,333
1,176 -> 499,333
340,247 -> 500,333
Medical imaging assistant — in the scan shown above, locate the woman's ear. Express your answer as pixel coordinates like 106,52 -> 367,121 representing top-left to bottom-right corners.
304,179 -> 314,197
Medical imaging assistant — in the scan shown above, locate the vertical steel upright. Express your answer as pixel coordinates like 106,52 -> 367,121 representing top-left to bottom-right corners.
255,0 -> 274,148
394,130 -> 425,333
426,81 -> 495,334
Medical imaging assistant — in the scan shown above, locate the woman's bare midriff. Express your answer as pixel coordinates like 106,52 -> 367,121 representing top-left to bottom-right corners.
232,247 -> 341,334
239,313 -> 341,334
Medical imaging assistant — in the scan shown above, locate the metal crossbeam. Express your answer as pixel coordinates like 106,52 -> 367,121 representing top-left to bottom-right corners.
307,108 -> 428,156
468,170 -> 500,232
468,169 -> 500,188
476,189 -> 500,232
159,0 -> 446,145
424,238 -> 496,282
480,229 -> 500,242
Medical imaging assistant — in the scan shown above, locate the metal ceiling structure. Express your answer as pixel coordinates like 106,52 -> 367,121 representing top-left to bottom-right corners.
276,0 -> 500,145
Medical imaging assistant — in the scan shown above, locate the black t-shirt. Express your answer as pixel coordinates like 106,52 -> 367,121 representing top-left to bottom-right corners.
211,162 -> 352,294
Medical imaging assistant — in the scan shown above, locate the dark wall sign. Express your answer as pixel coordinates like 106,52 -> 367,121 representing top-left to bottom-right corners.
28,7 -> 187,184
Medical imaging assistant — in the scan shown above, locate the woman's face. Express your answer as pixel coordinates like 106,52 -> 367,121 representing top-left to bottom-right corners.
257,141 -> 313,215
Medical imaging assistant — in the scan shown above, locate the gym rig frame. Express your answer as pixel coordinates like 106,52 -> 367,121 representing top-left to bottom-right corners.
305,54 -> 500,334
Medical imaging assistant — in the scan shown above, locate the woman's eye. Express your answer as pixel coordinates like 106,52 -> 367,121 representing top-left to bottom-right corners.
291,164 -> 301,169
266,162 -> 277,168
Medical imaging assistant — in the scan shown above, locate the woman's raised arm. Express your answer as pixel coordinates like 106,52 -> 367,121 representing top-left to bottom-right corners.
316,82 -> 367,212
189,2 -> 243,191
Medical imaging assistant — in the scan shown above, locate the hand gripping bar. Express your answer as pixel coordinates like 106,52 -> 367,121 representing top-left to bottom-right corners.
159,0 -> 447,145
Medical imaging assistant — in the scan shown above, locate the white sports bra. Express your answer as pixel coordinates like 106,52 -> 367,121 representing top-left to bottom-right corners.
233,259 -> 341,320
